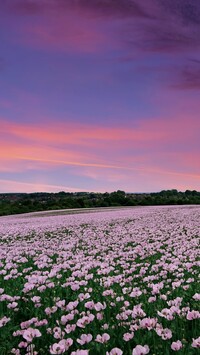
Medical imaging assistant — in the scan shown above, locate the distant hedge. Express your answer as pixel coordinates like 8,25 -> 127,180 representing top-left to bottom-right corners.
0,189 -> 199,216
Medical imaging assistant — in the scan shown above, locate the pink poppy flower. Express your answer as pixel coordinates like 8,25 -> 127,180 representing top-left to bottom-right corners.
193,293 -> 200,301
18,341 -> 28,348
50,339 -> 73,354
123,332 -> 134,341
85,301 -> 95,310
96,333 -> 110,343
77,333 -> 93,345
192,337 -> 200,348
132,345 -> 150,355
23,328 -> 42,342
186,310 -> 200,320
171,340 -> 182,351
50,342 -> 65,354
0,316 -> 11,327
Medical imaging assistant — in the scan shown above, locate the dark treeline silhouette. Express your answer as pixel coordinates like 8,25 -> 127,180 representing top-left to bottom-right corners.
0,189 -> 200,216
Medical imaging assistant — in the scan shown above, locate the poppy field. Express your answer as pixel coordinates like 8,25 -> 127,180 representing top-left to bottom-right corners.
0,206 -> 199,354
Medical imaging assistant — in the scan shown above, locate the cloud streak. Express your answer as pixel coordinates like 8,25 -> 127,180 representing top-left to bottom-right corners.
3,0 -> 200,92
5,0 -> 200,53
4,0 -> 152,19
1,116 -> 199,180
0,179 -> 89,193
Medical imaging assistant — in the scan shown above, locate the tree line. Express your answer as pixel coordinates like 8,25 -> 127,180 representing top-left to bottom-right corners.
0,189 -> 200,216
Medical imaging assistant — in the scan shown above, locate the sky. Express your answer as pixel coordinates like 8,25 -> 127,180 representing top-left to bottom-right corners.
0,0 -> 200,193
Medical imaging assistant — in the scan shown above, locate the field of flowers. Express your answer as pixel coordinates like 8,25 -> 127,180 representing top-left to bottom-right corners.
0,206 -> 199,355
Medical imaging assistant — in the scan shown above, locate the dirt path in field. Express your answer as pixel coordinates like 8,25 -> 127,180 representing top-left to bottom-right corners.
10,206 -> 136,218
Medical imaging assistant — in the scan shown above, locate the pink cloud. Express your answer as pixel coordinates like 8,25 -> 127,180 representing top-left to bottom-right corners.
0,179 -> 89,193
0,118 -> 168,146
3,112 -> 199,149
1,114 -> 199,193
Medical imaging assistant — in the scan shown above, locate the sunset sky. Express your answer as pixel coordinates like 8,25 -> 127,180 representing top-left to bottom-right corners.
1,0 -> 200,193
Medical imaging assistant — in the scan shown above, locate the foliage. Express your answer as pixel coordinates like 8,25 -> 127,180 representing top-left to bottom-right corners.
0,190 -> 200,216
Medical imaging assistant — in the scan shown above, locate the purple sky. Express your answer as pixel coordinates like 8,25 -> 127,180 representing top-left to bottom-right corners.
1,0 -> 200,193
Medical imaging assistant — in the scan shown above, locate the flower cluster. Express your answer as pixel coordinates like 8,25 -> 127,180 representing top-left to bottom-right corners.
0,206 -> 199,354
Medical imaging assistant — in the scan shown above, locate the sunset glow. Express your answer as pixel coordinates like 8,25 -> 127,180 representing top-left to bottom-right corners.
1,0 -> 200,192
